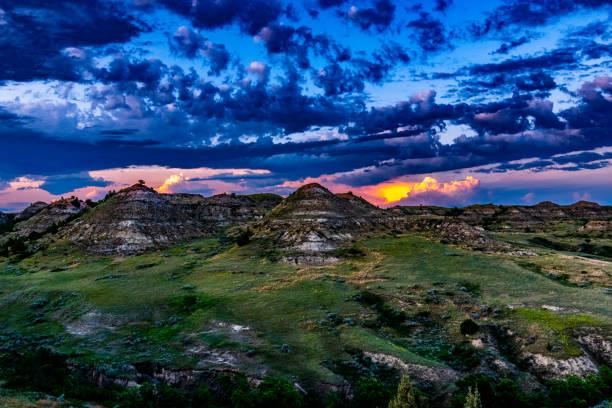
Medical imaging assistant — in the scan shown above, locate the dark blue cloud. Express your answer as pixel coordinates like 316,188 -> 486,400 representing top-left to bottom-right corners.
98,57 -> 166,89
0,0 -> 611,200
39,173 -> 112,195
552,151 -> 612,165
474,151 -> 612,174
435,0 -> 453,12
352,42 -> 410,83
493,36 -> 531,54
469,49 -> 577,75
345,0 -> 396,32
347,90 -> 463,136
318,0 -> 349,9
470,0 -> 611,38
515,72 -> 556,92
406,12 -> 451,52
159,0 -> 283,35
0,0 -> 146,82
169,26 -> 231,75
314,64 -> 365,96
561,77 -> 612,130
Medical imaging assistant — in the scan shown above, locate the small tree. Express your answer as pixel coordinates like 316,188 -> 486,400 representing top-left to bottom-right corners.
353,377 -> 392,408
138,179 -> 146,185
460,319 -> 480,335
388,375 -> 418,408
236,228 -> 253,246
464,386 -> 483,408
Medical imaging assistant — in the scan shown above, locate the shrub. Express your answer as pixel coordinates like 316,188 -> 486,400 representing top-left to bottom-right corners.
388,376 -> 418,408
237,228 -> 253,246
464,386 -> 482,408
353,377 -> 393,408
254,377 -> 303,408
0,347 -> 70,395
460,319 -> 479,335
457,281 -> 480,295
324,391 -> 349,408
115,382 -> 186,408
171,294 -> 217,314
452,367 -> 612,408
355,291 -> 407,329
214,372 -> 252,408
191,384 -> 213,406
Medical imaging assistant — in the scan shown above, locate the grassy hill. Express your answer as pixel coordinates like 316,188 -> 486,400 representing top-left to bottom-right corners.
0,223 -> 610,407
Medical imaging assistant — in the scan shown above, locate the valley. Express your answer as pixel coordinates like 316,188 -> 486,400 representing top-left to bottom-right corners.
0,183 -> 610,407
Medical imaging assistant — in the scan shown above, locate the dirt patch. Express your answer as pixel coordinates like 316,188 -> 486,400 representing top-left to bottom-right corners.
64,311 -> 127,336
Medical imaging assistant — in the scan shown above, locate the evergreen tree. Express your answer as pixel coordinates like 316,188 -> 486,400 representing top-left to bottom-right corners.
464,386 -> 483,408
388,376 -> 418,408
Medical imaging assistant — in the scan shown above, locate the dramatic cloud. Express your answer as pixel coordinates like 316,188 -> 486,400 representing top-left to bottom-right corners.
470,0 -> 611,38
406,12 -> 451,52
375,176 -> 479,204
435,0 -> 453,12
39,173 -> 112,196
346,0 -> 396,32
159,0 -> 283,35
0,0 -> 145,82
169,26 -> 231,75
493,36 -> 531,54
1,0 -> 611,208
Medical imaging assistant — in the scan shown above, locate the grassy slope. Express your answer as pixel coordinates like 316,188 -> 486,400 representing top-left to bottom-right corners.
0,231 -> 610,385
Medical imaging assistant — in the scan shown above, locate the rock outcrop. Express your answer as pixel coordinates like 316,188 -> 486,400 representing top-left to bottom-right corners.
63,184 -> 281,255
577,332 -> 612,366
579,221 -> 612,234
401,218 -> 500,250
392,201 -> 612,231
10,198 -> 88,240
14,201 -> 48,222
523,353 -> 599,380
253,183 -> 391,263
0,198 -> 89,255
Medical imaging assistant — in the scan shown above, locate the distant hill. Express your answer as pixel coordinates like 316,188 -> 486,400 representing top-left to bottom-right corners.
1,182 -> 610,259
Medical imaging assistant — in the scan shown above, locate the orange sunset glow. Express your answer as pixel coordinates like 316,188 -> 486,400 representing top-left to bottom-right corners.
377,176 -> 480,204
158,174 -> 184,193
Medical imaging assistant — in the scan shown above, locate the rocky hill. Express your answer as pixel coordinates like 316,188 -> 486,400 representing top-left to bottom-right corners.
393,201 -> 612,231
13,201 -> 48,223
0,198 -> 90,255
253,183 -> 392,263
1,182 -> 610,258
62,184 -> 282,255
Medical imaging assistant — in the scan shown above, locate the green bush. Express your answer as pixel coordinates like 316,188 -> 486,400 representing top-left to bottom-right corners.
354,291 -> 407,329
451,367 -> 612,408
236,228 -> 253,246
171,294 -> 218,314
460,319 -> 479,335
0,347 -> 71,395
253,377 -> 303,408
352,377 -> 393,408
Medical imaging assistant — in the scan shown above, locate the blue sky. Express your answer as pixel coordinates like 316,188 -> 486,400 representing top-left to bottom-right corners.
0,0 -> 610,211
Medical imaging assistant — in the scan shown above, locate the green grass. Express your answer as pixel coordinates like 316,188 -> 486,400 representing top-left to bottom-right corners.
0,232 -> 610,385
511,308 -> 604,356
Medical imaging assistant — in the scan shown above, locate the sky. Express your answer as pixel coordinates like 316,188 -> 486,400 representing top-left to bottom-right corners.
0,0 -> 611,211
